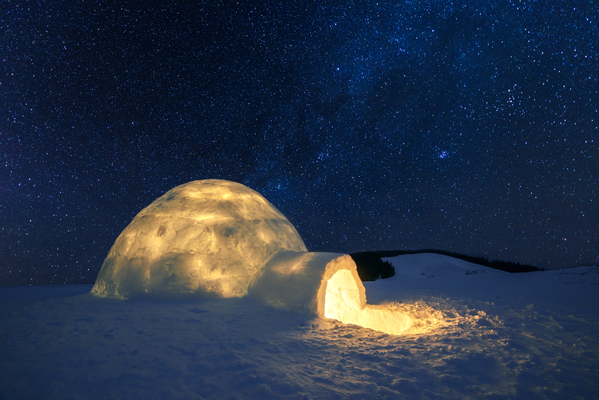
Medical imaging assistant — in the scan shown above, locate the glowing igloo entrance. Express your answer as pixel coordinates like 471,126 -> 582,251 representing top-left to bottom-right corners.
248,250 -> 417,336
324,270 -> 412,335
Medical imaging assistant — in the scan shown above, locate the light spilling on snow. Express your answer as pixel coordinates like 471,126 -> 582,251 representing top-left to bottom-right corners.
324,270 -> 447,335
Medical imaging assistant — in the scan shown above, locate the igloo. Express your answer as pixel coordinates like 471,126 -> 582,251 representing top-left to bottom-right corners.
93,179 -> 415,335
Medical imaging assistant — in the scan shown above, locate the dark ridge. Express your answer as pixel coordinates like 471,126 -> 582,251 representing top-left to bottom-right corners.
350,249 -> 541,281
349,252 -> 396,282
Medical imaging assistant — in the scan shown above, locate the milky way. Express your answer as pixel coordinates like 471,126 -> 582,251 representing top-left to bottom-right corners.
1,1 -> 597,285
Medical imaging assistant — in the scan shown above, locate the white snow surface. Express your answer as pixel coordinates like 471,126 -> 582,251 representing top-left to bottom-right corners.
2,253 -> 598,399
382,252 -> 502,279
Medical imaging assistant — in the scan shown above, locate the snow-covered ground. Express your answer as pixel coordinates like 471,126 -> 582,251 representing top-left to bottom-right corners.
1,253 -> 598,399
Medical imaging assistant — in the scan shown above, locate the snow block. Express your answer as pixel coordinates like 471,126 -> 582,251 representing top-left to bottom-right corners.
92,180 -> 307,299
248,251 -> 366,317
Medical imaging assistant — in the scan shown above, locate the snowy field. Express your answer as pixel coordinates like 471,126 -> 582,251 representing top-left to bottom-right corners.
1,253 -> 598,399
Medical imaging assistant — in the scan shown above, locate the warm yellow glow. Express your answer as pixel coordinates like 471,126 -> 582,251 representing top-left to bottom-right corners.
325,270 -> 445,335
190,214 -> 233,223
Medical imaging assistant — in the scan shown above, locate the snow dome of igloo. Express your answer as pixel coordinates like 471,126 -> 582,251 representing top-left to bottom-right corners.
92,180 -> 307,298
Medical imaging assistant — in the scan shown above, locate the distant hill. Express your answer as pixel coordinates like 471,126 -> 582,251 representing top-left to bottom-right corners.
350,249 -> 541,281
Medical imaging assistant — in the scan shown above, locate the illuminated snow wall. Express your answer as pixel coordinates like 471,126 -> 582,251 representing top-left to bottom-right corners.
93,179 -> 436,335
92,180 -> 307,298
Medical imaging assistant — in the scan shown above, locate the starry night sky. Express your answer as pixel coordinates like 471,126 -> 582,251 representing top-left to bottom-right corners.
1,1 -> 597,286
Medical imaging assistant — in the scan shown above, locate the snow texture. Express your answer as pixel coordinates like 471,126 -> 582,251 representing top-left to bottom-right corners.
92,180 -> 307,299
1,255 -> 598,399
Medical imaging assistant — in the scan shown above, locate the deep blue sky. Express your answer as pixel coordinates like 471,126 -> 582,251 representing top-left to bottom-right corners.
1,0 -> 597,285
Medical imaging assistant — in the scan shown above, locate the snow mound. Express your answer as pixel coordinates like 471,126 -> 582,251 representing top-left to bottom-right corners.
384,253 -> 504,279
92,180 -> 307,298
